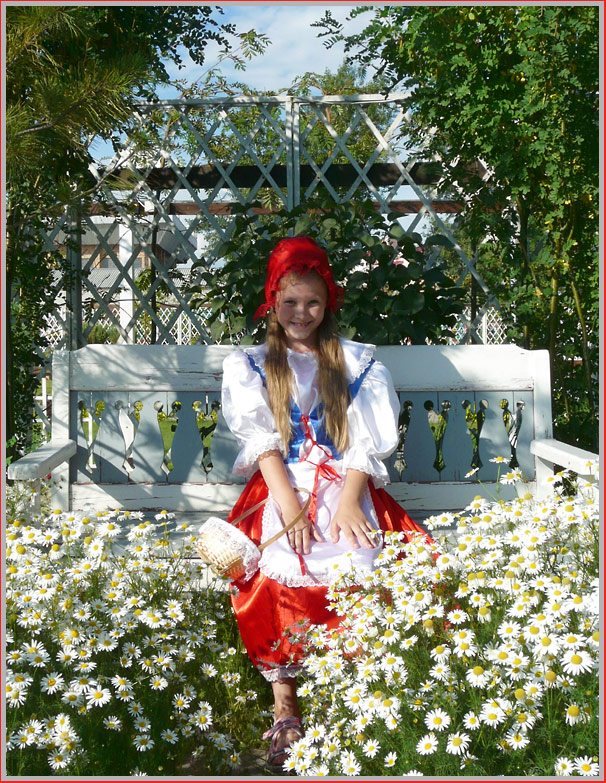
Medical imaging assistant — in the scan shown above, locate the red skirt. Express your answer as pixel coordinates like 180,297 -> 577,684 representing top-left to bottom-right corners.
228,471 -> 431,679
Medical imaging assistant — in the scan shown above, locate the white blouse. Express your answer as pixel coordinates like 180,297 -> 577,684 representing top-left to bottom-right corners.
221,338 -> 402,587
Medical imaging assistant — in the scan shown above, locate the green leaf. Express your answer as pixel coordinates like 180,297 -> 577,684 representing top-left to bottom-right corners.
388,222 -> 406,240
295,215 -> 313,235
209,319 -> 225,342
424,234 -> 453,250
395,288 -> 425,315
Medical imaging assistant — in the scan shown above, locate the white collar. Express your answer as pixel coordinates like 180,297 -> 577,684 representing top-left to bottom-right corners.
241,338 -> 376,383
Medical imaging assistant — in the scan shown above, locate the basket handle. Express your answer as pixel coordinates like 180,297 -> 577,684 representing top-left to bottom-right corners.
229,487 -> 312,552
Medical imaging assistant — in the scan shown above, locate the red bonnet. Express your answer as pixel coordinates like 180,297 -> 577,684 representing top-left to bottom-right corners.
254,236 -> 344,320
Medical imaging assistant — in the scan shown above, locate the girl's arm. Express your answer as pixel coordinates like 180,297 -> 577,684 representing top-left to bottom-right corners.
257,450 -> 321,555
329,469 -> 376,549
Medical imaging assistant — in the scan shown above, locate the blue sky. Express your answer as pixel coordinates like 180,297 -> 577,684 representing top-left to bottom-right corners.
163,3 -> 378,96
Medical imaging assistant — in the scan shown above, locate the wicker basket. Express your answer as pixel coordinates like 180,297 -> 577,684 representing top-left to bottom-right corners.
196,489 -> 311,582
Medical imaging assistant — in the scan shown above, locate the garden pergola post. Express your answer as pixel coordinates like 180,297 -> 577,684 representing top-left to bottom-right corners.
66,205 -> 83,351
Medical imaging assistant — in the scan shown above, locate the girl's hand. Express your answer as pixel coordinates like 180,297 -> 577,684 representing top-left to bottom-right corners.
329,500 -> 377,550
257,451 -> 320,556
280,498 -> 321,556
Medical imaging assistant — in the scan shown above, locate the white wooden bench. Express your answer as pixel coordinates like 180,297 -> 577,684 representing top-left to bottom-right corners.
8,344 -> 599,519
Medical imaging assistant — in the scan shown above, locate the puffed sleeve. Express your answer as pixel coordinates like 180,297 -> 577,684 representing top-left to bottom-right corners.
221,350 -> 284,476
341,360 -> 400,487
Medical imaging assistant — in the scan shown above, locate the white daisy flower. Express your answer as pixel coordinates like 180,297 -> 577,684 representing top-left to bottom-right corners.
429,663 -> 451,683
505,729 -> 530,750
150,675 -> 168,690
339,750 -> 361,776
574,756 -> 600,776
133,734 -> 154,752
534,634 -> 560,658
424,707 -> 451,732
41,672 -> 65,695
565,704 -> 588,726
446,732 -> 471,755
47,751 -> 72,770
416,732 -> 438,755
466,665 -> 491,687
86,686 -> 112,708
430,644 -> 451,663
161,728 -> 179,744
61,690 -> 83,707
384,751 -> 397,767
561,649 -> 594,675
134,717 -> 151,733
554,757 -> 575,775
497,619 -> 521,639
7,687 -> 28,707
447,608 -> 469,625
463,711 -> 481,731
561,632 -> 586,649
362,738 -> 380,758
480,706 -> 505,727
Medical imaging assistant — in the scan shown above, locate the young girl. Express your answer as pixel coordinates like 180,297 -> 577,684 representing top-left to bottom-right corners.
220,235 -> 430,767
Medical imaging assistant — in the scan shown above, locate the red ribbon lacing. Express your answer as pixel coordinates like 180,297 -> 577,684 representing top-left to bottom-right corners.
294,416 -> 341,576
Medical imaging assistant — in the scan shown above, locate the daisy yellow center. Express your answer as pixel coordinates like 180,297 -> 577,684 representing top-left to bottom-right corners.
472,666 -> 484,676
570,654 -> 582,665
567,705 -> 580,717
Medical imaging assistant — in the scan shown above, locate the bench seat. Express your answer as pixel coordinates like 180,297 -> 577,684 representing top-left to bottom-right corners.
7,344 -> 599,517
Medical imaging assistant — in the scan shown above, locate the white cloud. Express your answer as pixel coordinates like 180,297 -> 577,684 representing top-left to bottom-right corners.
164,4 -> 376,96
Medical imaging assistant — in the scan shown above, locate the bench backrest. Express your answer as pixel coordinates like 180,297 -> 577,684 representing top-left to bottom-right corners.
51,344 -> 552,516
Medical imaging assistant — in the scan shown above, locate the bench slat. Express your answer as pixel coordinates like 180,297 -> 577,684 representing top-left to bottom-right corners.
8,440 -> 76,480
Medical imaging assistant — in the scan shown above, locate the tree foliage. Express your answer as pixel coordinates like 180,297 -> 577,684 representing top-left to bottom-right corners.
319,4 -> 599,450
188,198 -> 465,347
5,5 -> 264,456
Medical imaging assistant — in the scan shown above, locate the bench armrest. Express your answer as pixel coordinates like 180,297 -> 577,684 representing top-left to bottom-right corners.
7,439 -> 77,481
530,438 -> 599,479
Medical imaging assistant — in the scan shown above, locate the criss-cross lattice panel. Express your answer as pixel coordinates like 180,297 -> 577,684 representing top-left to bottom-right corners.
294,96 -> 501,344
35,93 -> 506,436
91,97 -> 294,255
296,95 -> 409,210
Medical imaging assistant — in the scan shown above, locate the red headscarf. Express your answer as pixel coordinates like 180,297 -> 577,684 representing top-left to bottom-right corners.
253,236 -> 344,320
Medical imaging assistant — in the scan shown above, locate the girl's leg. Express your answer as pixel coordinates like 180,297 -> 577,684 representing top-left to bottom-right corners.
268,677 -> 303,755
272,677 -> 301,721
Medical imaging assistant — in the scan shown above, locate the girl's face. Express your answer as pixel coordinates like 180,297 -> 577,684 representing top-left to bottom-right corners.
275,272 -> 328,352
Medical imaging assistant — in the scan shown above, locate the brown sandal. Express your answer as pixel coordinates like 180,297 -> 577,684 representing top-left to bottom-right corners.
263,716 -> 303,769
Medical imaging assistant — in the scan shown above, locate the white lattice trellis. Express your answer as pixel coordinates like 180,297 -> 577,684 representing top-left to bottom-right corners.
43,306 -> 211,349
34,94 -> 505,439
